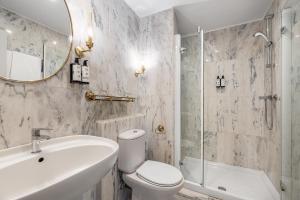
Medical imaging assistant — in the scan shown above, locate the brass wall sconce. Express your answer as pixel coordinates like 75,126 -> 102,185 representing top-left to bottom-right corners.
135,65 -> 146,77
75,36 -> 94,58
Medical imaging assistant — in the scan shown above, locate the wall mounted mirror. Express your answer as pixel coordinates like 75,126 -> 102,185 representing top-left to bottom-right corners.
0,0 -> 72,82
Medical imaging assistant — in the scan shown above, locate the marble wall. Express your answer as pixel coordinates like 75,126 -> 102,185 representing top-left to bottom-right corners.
0,7 -> 70,77
0,0 -> 140,150
96,114 -> 146,200
204,21 -> 267,168
138,9 -> 176,164
181,21 -> 266,166
0,0 -> 176,199
0,0 -> 288,198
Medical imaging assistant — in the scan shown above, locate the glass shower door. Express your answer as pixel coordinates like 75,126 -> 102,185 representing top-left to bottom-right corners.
282,1 -> 300,199
179,28 -> 205,186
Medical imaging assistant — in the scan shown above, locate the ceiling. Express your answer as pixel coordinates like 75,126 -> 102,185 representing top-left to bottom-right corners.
0,0 -> 71,35
124,0 -> 273,34
124,0 -> 207,17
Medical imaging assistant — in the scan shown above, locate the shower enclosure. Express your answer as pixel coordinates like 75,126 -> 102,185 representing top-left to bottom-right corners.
174,14 -> 282,200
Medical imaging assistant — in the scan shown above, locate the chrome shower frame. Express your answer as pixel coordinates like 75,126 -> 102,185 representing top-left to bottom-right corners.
266,14 -> 274,68
265,14 -> 277,130
177,27 -> 205,186
198,26 -> 205,187
256,14 -> 277,130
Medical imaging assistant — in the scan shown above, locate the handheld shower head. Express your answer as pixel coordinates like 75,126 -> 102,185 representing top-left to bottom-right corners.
254,32 -> 269,42
254,32 -> 273,47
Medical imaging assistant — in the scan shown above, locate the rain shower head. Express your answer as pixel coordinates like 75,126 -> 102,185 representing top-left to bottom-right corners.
253,32 -> 273,47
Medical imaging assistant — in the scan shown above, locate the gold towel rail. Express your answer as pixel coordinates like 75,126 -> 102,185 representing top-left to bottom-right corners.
85,90 -> 135,102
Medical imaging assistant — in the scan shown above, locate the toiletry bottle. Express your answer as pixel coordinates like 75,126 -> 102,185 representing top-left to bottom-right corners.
216,76 -> 221,88
221,75 -> 225,87
70,58 -> 81,83
81,60 -> 90,84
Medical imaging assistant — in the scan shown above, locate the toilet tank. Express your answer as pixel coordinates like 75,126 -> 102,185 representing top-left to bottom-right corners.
118,129 -> 146,173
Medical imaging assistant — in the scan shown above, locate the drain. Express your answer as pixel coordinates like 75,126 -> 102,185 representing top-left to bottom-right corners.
218,186 -> 227,191
38,157 -> 44,163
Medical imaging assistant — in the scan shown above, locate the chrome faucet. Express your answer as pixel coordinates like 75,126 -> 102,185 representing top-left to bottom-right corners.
31,128 -> 52,153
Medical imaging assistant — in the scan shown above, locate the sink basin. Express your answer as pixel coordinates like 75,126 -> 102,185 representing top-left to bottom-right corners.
0,135 -> 119,200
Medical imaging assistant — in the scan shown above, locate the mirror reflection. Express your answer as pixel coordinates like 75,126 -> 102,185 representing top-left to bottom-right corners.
0,0 -> 72,82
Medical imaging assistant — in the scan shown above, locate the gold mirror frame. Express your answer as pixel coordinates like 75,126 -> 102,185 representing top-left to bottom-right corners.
0,0 -> 74,83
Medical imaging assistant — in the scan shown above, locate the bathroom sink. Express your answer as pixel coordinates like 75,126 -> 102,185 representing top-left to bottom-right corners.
0,135 -> 119,200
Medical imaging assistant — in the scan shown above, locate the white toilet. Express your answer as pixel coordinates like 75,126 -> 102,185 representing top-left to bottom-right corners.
118,129 -> 184,200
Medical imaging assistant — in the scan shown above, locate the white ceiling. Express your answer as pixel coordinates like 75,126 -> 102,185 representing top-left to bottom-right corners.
0,0 -> 71,35
124,0 -> 208,17
124,0 -> 273,34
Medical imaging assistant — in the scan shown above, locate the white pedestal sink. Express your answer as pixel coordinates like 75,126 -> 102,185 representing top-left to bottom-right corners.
0,135 -> 119,200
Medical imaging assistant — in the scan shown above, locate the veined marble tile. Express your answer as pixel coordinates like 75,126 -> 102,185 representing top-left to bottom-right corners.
0,0 -> 177,200
96,114 -> 145,200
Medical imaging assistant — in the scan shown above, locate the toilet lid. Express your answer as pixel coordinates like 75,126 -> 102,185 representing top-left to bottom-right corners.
136,161 -> 183,187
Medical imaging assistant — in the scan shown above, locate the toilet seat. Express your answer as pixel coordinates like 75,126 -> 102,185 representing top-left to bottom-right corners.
136,161 -> 183,187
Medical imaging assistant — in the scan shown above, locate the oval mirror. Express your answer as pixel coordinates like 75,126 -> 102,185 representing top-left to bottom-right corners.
0,0 -> 72,82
